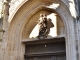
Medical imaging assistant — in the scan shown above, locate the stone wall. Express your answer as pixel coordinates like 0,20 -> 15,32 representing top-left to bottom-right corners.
0,0 -> 80,60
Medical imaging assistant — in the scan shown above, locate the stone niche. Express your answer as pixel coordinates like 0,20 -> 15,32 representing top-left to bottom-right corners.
22,9 -> 65,40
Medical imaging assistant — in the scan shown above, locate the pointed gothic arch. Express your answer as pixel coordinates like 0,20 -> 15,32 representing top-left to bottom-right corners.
8,0 -> 77,60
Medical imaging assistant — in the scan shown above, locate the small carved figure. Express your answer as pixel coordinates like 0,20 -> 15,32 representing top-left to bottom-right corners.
37,14 -> 54,39
37,14 -> 48,39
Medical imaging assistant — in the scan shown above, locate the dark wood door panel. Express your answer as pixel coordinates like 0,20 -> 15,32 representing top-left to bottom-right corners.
25,41 -> 65,54
25,55 -> 54,60
24,38 -> 66,60
25,54 -> 66,60
56,55 -> 66,60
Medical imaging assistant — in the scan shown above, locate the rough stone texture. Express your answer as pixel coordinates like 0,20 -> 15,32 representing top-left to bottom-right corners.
0,0 -> 3,18
0,0 -> 80,60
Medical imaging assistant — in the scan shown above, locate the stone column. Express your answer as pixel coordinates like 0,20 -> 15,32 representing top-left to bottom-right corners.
2,0 -> 10,60
74,0 -> 80,60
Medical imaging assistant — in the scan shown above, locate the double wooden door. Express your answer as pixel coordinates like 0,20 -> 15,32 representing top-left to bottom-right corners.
24,39 -> 66,60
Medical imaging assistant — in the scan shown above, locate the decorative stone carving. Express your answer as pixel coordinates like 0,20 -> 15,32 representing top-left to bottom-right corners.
37,14 -> 54,39
9,0 -> 21,11
9,0 -> 24,18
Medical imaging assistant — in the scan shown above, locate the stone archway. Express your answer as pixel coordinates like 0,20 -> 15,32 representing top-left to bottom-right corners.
8,0 -> 77,60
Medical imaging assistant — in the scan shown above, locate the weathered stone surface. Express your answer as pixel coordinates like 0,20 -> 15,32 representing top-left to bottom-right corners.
0,0 -> 80,60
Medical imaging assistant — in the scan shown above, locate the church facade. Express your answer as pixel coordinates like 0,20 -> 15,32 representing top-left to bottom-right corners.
0,0 -> 80,60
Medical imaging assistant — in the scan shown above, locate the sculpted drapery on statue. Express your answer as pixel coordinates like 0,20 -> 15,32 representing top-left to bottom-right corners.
37,14 -> 54,39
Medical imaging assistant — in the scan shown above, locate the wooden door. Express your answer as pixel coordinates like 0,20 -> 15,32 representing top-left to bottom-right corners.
24,38 -> 66,60
25,55 -> 66,60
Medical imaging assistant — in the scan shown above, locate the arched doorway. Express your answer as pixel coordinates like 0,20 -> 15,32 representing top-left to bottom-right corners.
22,9 -> 66,60
8,0 -> 76,60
